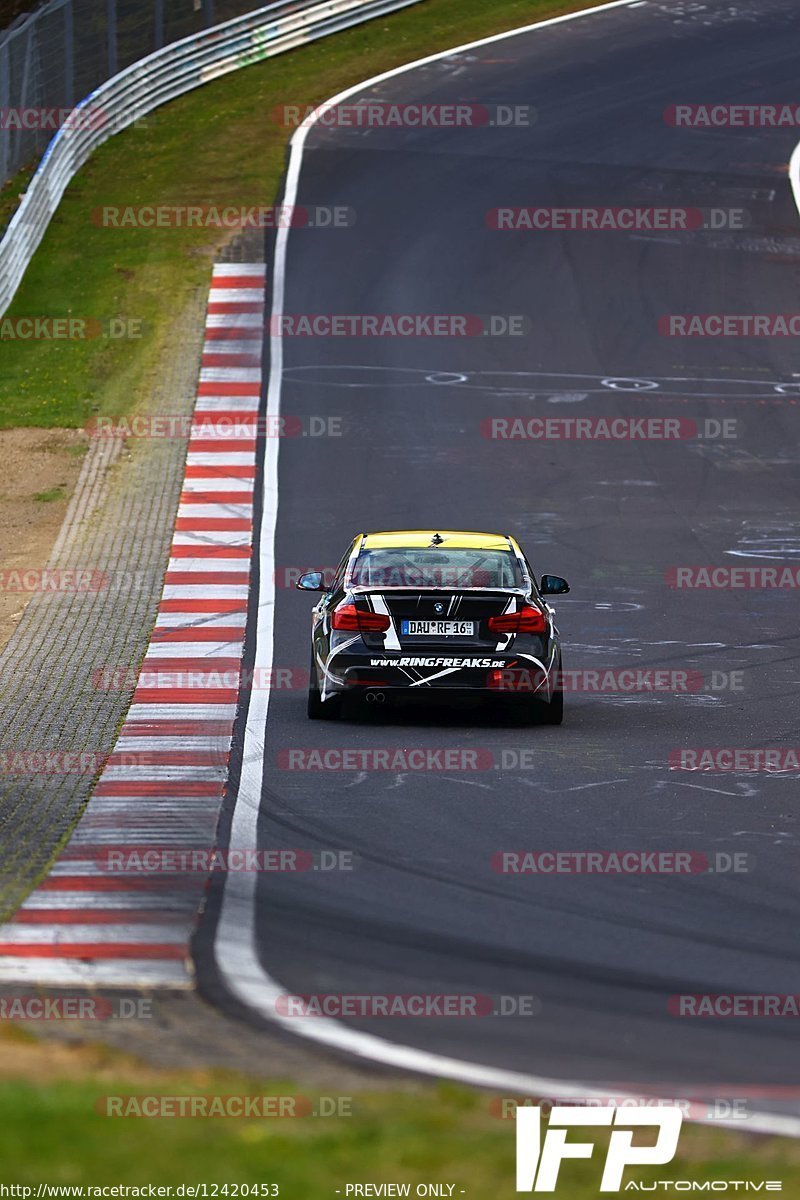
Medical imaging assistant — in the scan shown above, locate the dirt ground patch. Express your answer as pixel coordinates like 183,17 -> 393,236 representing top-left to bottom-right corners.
0,428 -> 87,652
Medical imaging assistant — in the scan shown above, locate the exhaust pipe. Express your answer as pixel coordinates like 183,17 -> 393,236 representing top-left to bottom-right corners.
365,691 -> 386,704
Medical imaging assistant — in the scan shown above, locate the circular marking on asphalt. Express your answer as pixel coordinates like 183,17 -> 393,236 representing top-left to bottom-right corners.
601,377 -> 659,391
425,372 -> 469,385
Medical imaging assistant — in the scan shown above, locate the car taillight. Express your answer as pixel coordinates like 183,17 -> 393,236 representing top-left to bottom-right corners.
487,605 -> 546,635
331,603 -> 391,633
487,667 -> 546,692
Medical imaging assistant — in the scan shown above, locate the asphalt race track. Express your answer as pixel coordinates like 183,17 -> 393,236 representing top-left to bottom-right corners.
197,0 -> 800,1122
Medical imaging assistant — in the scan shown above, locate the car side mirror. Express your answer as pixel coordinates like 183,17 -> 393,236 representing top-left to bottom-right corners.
540,574 -> 570,596
296,571 -> 326,592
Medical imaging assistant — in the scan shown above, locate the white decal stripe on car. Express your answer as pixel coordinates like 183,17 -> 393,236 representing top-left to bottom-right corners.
494,595 -> 516,653
369,592 -> 401,650
408,667 -> 460,688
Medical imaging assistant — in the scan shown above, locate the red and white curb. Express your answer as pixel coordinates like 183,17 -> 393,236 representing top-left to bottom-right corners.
0,263 -> 265,986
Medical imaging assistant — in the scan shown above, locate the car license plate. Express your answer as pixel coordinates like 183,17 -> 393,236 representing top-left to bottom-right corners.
401,620 -> 474,637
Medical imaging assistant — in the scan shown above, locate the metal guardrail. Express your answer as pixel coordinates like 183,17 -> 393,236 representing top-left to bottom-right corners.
0,0 -> 256,188
0,0 -> 424,317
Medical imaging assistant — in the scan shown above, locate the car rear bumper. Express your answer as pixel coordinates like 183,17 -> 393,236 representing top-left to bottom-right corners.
318,648 -> 559,699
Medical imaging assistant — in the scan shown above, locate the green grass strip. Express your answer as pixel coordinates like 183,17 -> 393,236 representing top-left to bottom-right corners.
0,1057 -> 798,1192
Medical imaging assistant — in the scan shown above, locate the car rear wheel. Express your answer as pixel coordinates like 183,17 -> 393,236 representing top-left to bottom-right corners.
539,684 -> 564,725
529,655 -> 564,725
307,657 -> 341,720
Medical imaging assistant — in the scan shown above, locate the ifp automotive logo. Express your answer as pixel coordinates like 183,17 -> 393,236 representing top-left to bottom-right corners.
516,1105 -> 682,1192
514,1106 -> 783,1192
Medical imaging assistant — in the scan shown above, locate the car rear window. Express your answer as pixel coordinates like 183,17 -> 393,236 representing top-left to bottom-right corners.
349,547 -> 524,589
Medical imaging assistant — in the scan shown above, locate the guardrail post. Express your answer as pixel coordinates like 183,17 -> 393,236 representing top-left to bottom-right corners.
107,0 -> 117,76
63,0 -> 74,108
154,0 -> 164,51
0,41 -> 9,186
204,0 -> 215,28
19,24 -> 33,122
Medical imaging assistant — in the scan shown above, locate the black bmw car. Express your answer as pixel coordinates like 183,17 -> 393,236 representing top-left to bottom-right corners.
296,529 -> 569,722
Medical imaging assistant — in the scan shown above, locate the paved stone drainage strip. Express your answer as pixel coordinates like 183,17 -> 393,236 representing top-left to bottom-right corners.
0,297 -> 206,920
0,263 -> 266,985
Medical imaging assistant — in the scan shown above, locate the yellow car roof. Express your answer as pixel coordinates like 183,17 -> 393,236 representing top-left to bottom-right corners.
361,530 -> 516,552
